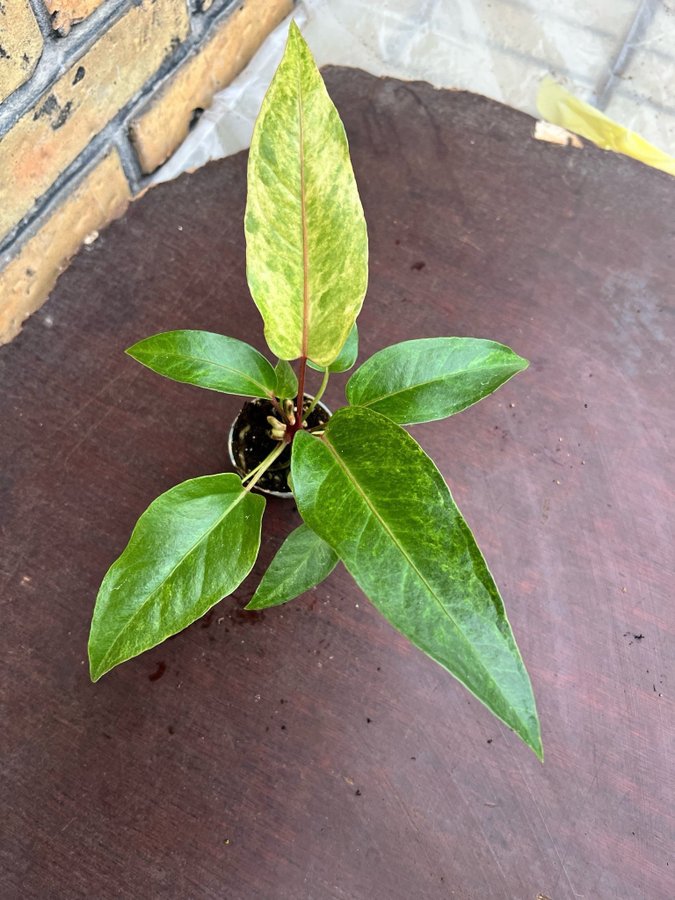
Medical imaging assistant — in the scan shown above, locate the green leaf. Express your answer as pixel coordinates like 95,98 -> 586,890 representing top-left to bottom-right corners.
246,524 -> 338,610
291,407 -> 542,758
274,358 -> 298,399
88,474 -> 265,681
245,22 -> 368,367
308,323 -> 359,374
126,330 -> 277,399
346,337 -> 528,424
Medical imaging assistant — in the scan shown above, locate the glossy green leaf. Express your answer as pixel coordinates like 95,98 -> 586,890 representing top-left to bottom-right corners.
88,474 -> 265,681
245,22 -> 368,367
274,358 -> 298,399
126,330 -> 276,399
308,324 -> 359,374
346,337 -> 528,424
291,407 -> 541,758
246,524 -> 338,610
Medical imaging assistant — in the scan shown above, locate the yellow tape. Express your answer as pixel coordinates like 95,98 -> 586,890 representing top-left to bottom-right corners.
537,75 -> 675,177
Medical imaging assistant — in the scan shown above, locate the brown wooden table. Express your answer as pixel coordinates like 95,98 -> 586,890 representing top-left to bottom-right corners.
1,68 -> 673,900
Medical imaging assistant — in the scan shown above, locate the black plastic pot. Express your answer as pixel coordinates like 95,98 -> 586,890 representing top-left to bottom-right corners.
227,395 -> 331,498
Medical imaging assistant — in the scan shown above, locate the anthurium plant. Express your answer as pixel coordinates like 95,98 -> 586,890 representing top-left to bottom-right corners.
88,22 -> 542,759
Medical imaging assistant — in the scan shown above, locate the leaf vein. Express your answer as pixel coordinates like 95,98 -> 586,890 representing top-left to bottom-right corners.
354,365 -> 519,408
146,351 -> 273,396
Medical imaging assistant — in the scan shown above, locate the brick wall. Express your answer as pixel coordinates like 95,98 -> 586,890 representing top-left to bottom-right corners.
0,0 -> 294,343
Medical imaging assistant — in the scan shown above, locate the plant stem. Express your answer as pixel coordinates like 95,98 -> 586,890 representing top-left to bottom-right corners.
242,441 -> 287,492
267,393 -> 284,418
240,454 -> 270,484
304,368 -> 329,419
292,355 -> 308,435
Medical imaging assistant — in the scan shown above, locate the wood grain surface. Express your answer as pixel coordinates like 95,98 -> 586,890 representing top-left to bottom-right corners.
1,68 -> 673,900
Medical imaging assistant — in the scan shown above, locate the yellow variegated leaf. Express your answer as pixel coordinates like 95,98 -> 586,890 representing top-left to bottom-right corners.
245,22 -> 368,367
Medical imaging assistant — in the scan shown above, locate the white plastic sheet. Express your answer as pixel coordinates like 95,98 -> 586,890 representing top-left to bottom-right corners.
152,0 -> 675,186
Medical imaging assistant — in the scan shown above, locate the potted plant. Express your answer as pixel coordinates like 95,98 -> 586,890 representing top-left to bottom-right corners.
88,22 -> 542,760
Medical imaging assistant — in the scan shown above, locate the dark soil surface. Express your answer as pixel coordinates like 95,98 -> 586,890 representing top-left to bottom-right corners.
229,395 -> 330,494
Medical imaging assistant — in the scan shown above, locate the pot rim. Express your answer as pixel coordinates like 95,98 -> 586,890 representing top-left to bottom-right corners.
227,394 -> 332,499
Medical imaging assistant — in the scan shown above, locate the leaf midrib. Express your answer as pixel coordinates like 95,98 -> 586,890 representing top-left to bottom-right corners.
94,484 -> 251,675
353,363 -> 521,409
297,57 -> 310,357
141,349 -> 273,397
320,432 -> 524,725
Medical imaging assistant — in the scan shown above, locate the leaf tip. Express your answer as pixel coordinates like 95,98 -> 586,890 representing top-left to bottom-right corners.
520,716 -> 543,761
87,652 -> 104,684
88,624 -> 114,682
286,18 -> 313,62
531,736 -> 544,763
124,342 -> 142,362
